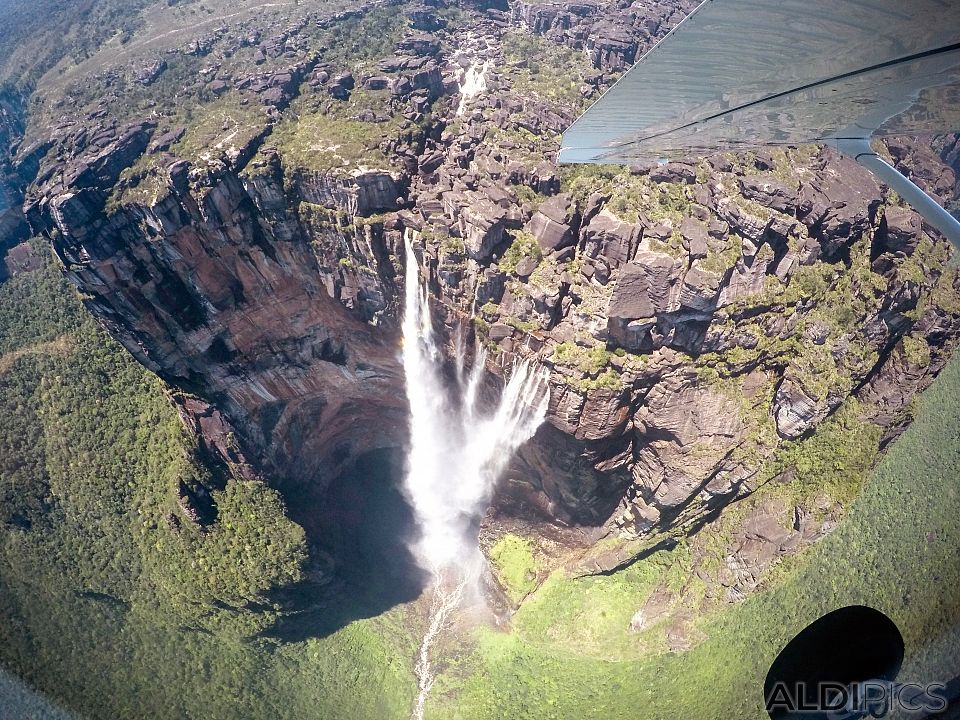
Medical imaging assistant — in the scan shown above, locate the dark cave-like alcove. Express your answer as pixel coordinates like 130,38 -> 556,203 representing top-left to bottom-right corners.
270,447 -> 428,640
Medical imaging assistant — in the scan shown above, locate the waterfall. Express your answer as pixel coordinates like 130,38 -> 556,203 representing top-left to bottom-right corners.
456,60 -> 491,117
401,237 -> 549,578
401,238 -> 549,719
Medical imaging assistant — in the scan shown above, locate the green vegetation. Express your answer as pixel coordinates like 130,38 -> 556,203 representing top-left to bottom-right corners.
759,399 -> 883,507
10,0 -> 405,162
477,397 -> 879,667
563,166 -> 700,260
698,231 -> 741,275
317,4 -> 408,66
902,333 -> 932,367
165,92 -> 269,160
0,242 -> 307,635
108,92 -> 272,209
0,0 -> 153,88
500,230 -> 543,274
489,535 -> 540,604
1,5 -> 959,705
692,232 -> 950,403
551,342 -> 611,376
271,82 -> 434,175
0,580 -> 417,720
480,30 -> 599,165
501,30 -> 596,111
549,341 -> 623,392
479,301 -> 500,319
561,164 -> 619,203
269,7 -> 422,174
513,184 -> 549,209
441,236 -> 466,255
505,316 -> 541,334
272,94 -> 399,172
16,0 -> 356,144
503,553 -> 669,661
607,173 -> 691,227
579,368 -> 622,391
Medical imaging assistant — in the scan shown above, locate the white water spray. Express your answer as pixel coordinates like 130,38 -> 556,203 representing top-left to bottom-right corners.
401,238 -> 549,719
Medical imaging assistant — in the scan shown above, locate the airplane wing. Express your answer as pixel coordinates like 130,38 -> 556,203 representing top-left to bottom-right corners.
558,0 -> 960,244
559,0 -> 960,162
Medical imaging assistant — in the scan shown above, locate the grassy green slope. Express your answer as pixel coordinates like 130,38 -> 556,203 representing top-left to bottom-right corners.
0,243 -> 307,634
0,0 -> 155,89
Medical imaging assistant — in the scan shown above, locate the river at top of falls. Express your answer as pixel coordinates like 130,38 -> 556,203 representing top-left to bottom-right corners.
400,237 -> 549,582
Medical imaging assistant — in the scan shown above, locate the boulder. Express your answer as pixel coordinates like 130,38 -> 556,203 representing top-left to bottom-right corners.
718,200 -> 769,242
586,21 -> 636,69
453,192 -> 512,261
606,251 -> 683,349
797,154 -> 880,258
135,59 -> 167,86
679,217 -> 709,259
150,127 -> 185,154
609,264 -> 656,321
773,377 -> 831,439
679,267 -> 720,312
878,206 -> 923,255
649,162 -> 696,185
717,247 -> 773,306
327,72 -> 355,100
581,208 -> 636,265
391,63 -> 444,100
526,193 -> 577,251
629,588 -> 674,632
363,75 -> 391,91
515,256 -> 538,278
407,5 -> 445,31
738,175 -> 797,213
397,34 -> 442,56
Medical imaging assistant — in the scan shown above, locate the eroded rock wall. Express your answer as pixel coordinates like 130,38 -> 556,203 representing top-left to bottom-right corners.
23,119 -> 409,492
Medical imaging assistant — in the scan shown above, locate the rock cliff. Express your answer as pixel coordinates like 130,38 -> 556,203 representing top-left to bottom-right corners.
4,0 -> 960,569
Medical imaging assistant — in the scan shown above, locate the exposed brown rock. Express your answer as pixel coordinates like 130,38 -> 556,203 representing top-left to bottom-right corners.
526,193 -> 577,251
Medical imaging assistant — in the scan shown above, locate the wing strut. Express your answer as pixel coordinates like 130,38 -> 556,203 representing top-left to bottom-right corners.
828,138 -> 960,249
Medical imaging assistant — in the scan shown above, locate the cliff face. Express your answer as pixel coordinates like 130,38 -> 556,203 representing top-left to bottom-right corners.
0,90 -> 34,275
6,0 -> 960,557
24,125 -> 408,492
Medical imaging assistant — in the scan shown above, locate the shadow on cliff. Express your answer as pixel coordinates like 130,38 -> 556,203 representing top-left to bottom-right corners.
268,447 -> 427,641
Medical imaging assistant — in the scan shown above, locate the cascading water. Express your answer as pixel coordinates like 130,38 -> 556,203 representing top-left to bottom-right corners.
456,59 -> 491,117
401,238 -> 549,719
